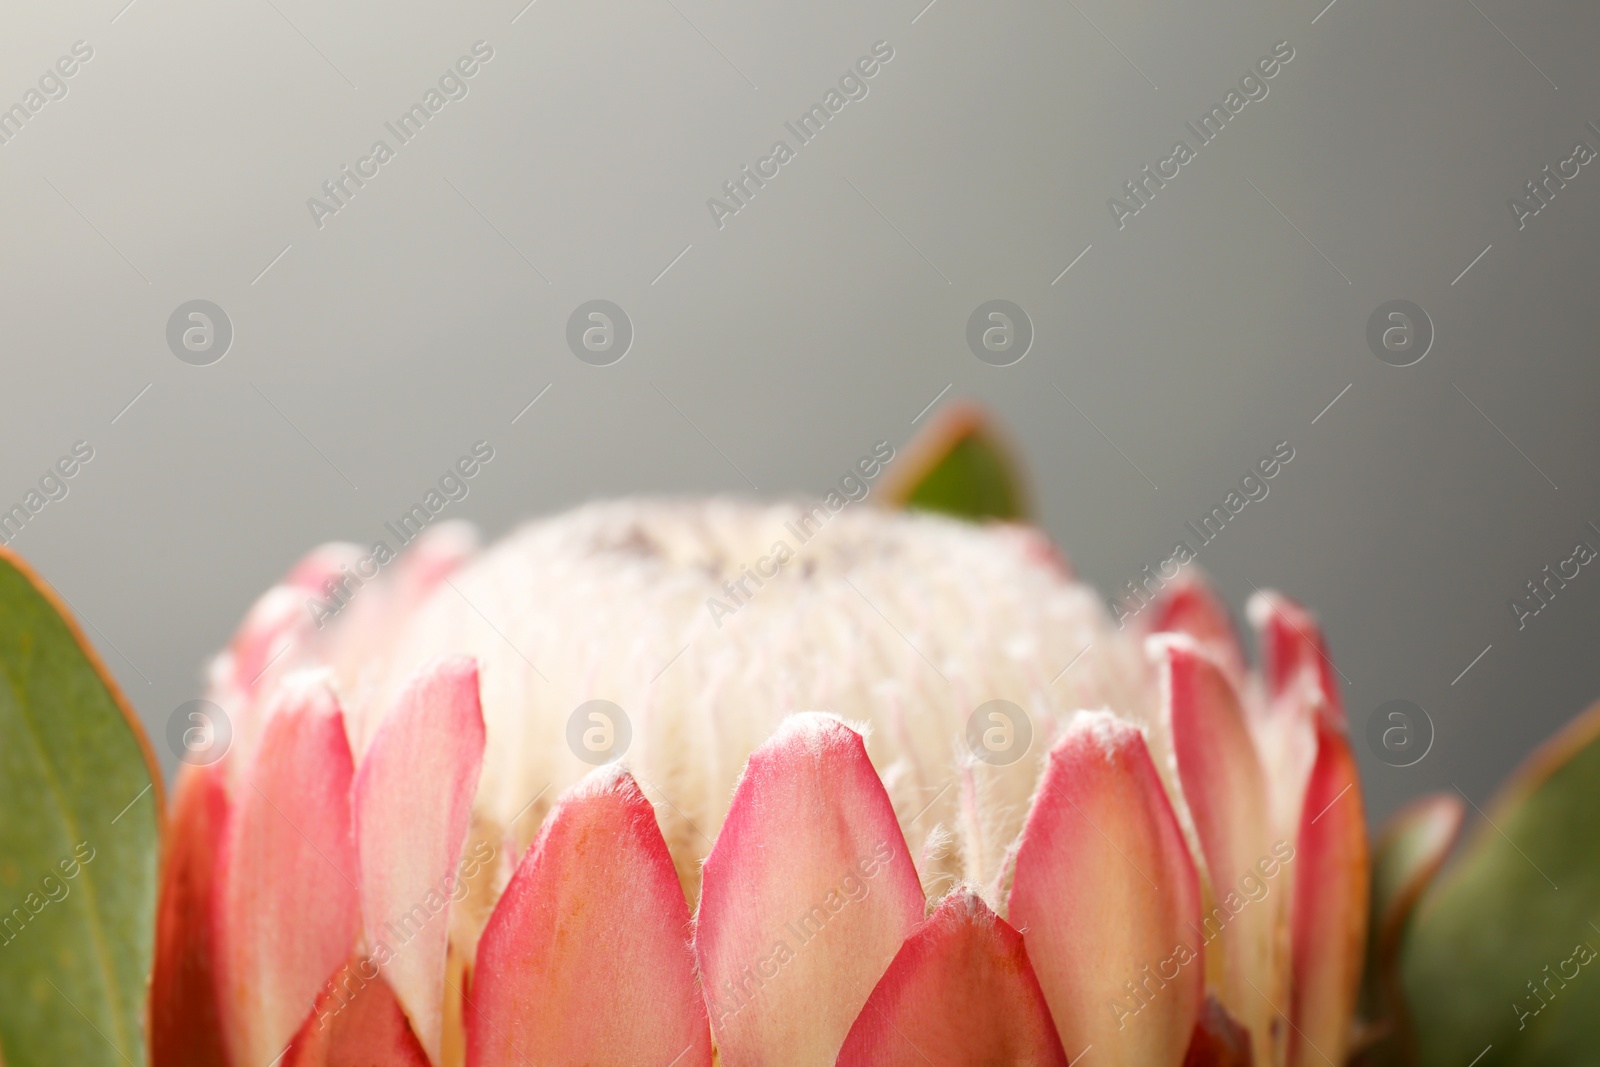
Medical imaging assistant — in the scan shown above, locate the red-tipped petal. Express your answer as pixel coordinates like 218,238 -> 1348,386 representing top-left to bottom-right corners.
353,656 -> 485,1064
992,522 -> 1074,579
229,543 -> 362,691
838,890 -> 1067,1067
283,959 -> 431,1067
150,763 -> 232,1067
695,713 -> 924,1066
1144,573 -> 1245,680
467,766 -> 710,1067
207,544 -> 368,781
320,522 -> 480,753
1288,719 -> 1367,1067
220,586 -> 299,694
1182,996 -> 1254,1067
1225,598 -> 1320,852
1247,591 -> 1343,725
1157,636 -> 1275,1065
216,680 -> 360,1067
284,542 -> 367,594
393,520 -> 478,593
1007,710 -> 1203,1067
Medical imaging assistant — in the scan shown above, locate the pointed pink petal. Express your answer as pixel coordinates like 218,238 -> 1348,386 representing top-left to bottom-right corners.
695,713 -> 924,1066
206,544 -> 368,785
285,542 -> 368,595
353,656 -> 485,1064
150,763 -> 232,1067
1247,590 -> 1343,725
320,521 -> 480,753
838,890 -> 1067,1067
1007,710 -> 1203,1067
467,767 -> 710,1067
216,679 -> 360,1067
1244,592 -> 1335,858
393,520 -> 479,593
1156,635 -> 1275,1065
1288,719 -> 1367,1067
219,587 -> 297,692
228,543 -> 363,691
1143,573 -> 1245,680
284,960 -> 431,1067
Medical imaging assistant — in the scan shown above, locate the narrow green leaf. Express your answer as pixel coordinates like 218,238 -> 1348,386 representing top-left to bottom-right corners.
0,549 -> 161,1067
1402,703 -> 1600,1067
884,402 -> 1028,521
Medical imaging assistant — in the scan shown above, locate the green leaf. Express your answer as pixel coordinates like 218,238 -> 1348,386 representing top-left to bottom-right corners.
1401,702 -> 1600,1067
0,548 -> 160,1067
884,402 -> 1028,521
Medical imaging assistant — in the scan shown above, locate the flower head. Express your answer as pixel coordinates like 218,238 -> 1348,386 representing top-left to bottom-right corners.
152,498 -> 1365,1067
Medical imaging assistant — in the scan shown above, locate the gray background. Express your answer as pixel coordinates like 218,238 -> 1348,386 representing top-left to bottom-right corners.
2,0 -> 1597,826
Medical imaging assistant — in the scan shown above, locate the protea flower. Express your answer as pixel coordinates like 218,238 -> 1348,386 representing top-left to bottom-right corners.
150,496 -> 1366,1067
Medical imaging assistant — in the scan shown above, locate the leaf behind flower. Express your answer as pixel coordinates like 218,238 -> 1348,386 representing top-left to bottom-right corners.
1402,702 -> 1600,1067
880,401 -> 1029,522
0,548 -> 161,1067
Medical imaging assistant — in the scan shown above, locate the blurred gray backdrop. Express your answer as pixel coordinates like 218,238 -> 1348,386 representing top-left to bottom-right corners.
2,0 -> 1597,826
